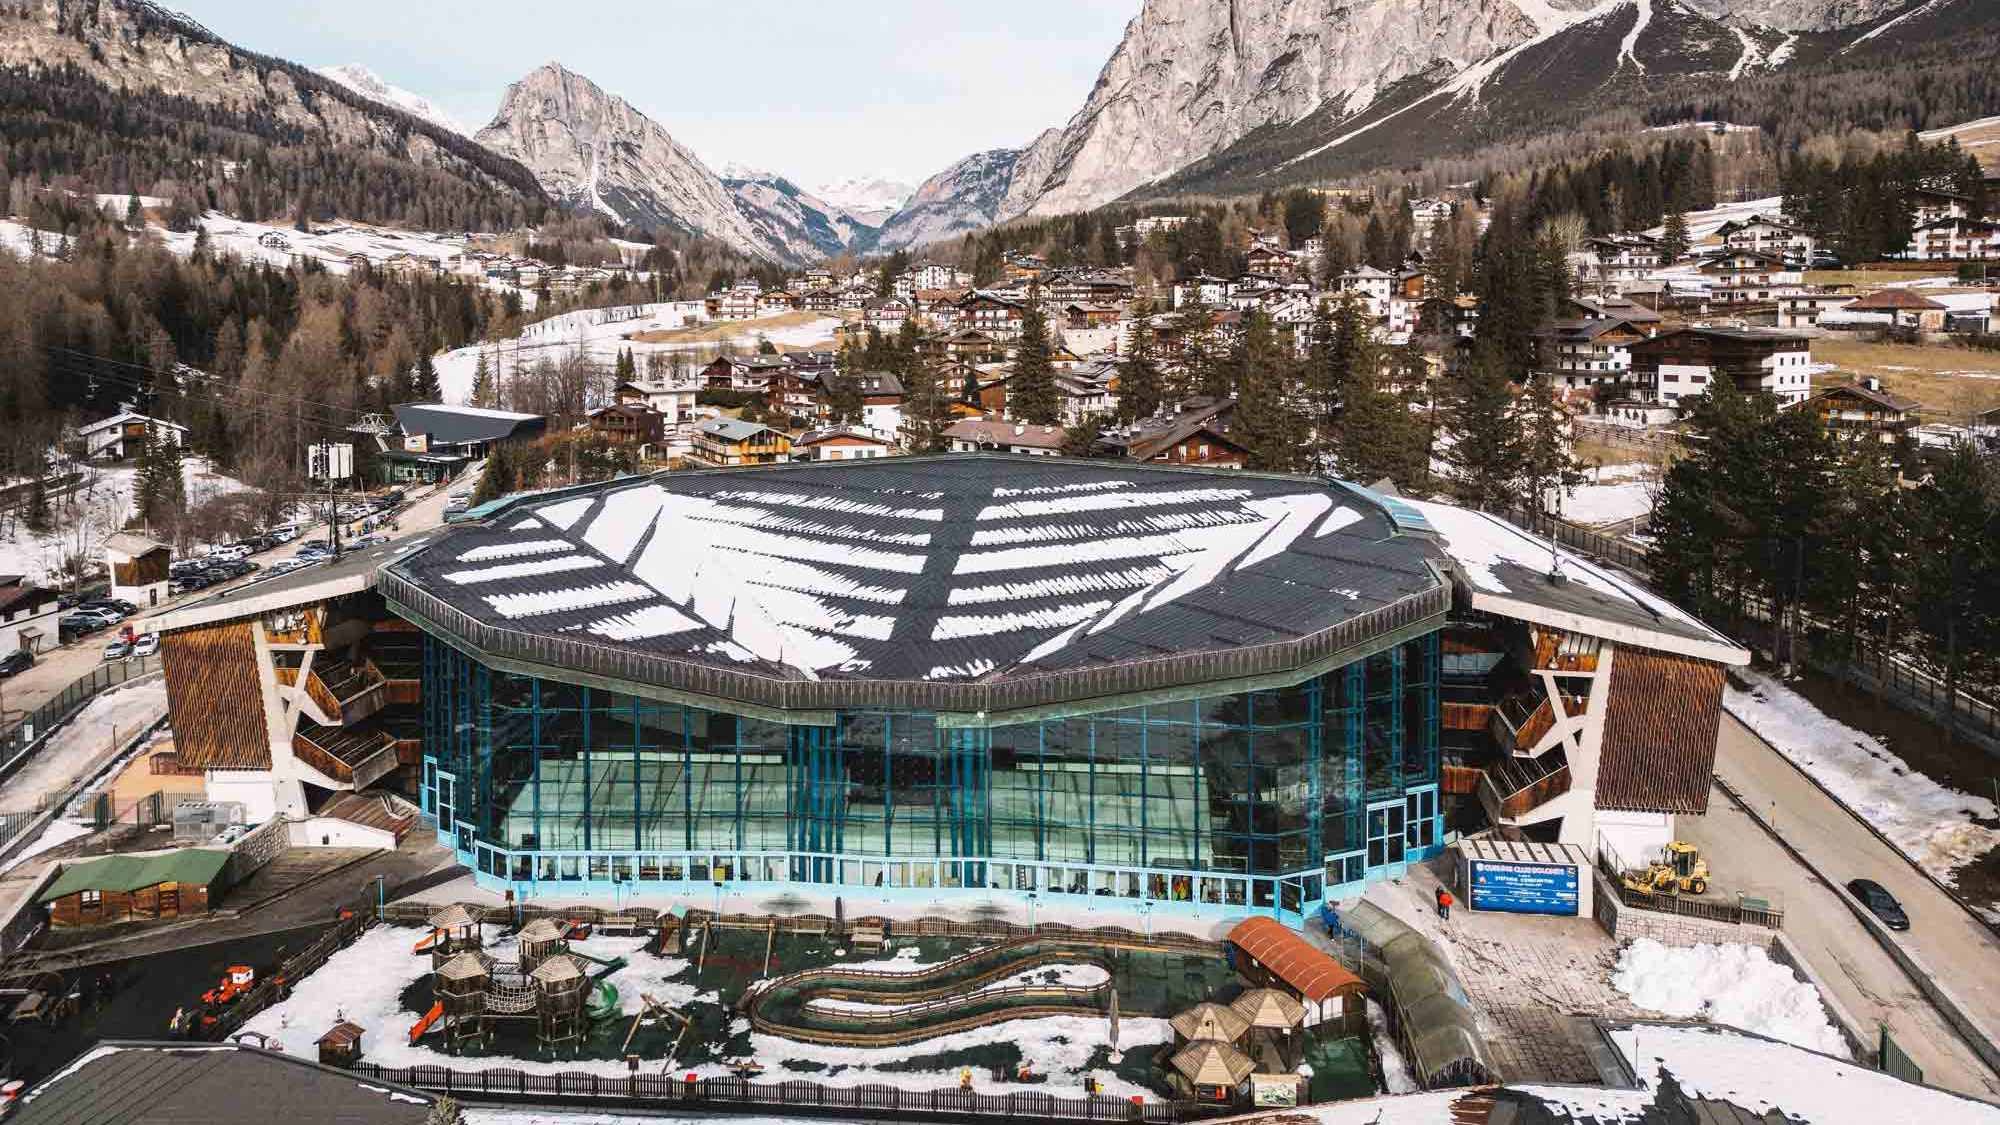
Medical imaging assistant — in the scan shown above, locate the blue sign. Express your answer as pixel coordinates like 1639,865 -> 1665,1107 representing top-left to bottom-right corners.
1468,859 -> 1579,915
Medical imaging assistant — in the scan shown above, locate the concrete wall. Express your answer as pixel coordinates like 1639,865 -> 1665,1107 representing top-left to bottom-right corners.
289,816 -> 396,850
1590,869 -> 1776,947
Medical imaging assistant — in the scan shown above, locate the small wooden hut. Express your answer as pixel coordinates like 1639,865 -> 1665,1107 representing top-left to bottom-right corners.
1170,1038 -> 1254,1102
317,1020 -> 364,1066
427,904 -> 483,969
517,917 -> 568,973
530,953 -> 588,1052
436,951 -> 490,1049
1170,1002 -> 1249,1044
1230,988 -> 1307,1032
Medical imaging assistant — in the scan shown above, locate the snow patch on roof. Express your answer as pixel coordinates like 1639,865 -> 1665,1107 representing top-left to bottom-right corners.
540,497 -> 595,531
931,601 -> 1114,641
1317,506 -> 1363,538
584,604 -> 702,641
444,556 -> 601,585
457,538 -> 575,563
948,566 -> 1174,605
485,581 -> 652,619
978,487 -> 1253,522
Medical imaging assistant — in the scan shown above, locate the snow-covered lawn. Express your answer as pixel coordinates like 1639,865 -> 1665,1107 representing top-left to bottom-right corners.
0,679 -> 168,815
1724,669 -> 2000,881
0,457 -> 252,585
1611,938 -> 1848,1058
1558,463 -> 1658,528
245,924 -> 1161,1099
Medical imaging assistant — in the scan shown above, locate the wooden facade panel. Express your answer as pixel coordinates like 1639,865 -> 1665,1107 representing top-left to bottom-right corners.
48,883 -> 211,927
161,621 -> 271,769
112,553 -> 169,588
1598,649 -> 1726,815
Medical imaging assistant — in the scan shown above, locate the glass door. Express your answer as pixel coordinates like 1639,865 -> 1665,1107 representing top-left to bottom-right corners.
1366,800 -> 1407,874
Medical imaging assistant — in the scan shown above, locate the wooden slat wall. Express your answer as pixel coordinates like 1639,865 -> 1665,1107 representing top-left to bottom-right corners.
1597,649 -> 1726,815
161,621 -> 271,769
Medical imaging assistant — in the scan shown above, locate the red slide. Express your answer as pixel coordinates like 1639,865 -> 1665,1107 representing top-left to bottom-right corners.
409,1001 -> 444,1043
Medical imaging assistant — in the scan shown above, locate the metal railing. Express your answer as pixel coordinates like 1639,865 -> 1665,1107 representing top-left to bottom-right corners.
1593,845 -> 1783,930
381,567 -> 1451,716
0,656 -> 161,783
342,1064 -> 1217,1122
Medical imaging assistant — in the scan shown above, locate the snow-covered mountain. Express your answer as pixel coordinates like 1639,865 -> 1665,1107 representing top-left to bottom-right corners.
812,174 -> 916,225
722,171 -> 880,261
317,64 -> 466,137
476,63 -> 791,262
873,0 -> 1988,240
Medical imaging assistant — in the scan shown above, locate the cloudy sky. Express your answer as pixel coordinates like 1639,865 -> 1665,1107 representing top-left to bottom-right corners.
172,0 -> 1137,191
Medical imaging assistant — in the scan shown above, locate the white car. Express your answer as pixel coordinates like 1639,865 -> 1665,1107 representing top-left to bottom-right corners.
131,632 -> 160,658
205,544 -> 250,562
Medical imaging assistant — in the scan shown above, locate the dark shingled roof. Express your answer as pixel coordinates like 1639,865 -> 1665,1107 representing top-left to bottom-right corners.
381,456 -> 1447,713
391,402 -> 545,447
12,1043 -> 433,1124
1596,649 -> 1727,815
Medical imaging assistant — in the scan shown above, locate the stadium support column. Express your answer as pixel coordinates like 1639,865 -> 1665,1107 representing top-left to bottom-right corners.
946,727 -> 991,880
788,723 -> 841,883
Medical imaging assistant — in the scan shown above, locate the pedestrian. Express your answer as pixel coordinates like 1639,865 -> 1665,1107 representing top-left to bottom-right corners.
1435,885 -> 1453,921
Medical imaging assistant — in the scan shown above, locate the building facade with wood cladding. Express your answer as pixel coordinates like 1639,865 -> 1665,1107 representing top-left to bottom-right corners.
143,458 -> 1744,928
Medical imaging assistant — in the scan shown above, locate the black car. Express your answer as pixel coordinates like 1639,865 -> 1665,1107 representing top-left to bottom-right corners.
0,650 -> 32,677
1847,878 -> 1910,931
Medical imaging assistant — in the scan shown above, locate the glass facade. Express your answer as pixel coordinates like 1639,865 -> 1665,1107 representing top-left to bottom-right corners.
422,631 -> 1443,921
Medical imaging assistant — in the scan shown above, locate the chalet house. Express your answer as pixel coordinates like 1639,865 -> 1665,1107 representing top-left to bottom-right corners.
77,411 -> 187,461
912,289 -> 970,331
1171,275 -> 1229,310
862,297 -> 912,334
1846,288 -> 1948,331
1101,397 -> 1246,469
944,329 -> 1005,364
1537,318 -> 1651,393
1581,236 -> 1662,286
1336,266 -> 1397,316
613,381 -> 699,443
960,293 -> 1027,340
1698,250 -> 1804,303
1409,197 -> 1454,243
1717,216 -> 1812,260
1628,326 -> 1815,408
716,283 -> 762,321
586,403 -> 664,451
765,368 -> 825,420
688,419 -> 790,467
794,426 -> 899,462
0,575 -> 60,655
800,267 -> 836,292
1910,217 -> 2000,261
1045,269 -> 1135,305
1568,295 -> 1662,325
855,371 -> 906,437
104,533 -> 171,608
942,418 -> 1065,456
757,291 -> 797,317
1245,245 -> 1296,277
1799,378 -> 1919,446
1909,188 -> 1972,226
906,262 -> 965,291
802,289 -> 841,314
1777,292 -> 1857,329
700,355 -> 790,392
1132,215 -> 1190,239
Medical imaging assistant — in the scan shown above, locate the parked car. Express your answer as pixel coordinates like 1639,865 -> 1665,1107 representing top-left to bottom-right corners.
70,607 -> 123,628
56,592 -> 82,610
0,650 -> 32,678
205,544 -> 251,563
351,534 -> 389,548
131,632 -> 160,658
83,598 -> 136,616
1847,878 -> 1910,931
445,495 -> 470,514
101,637 -> 131,661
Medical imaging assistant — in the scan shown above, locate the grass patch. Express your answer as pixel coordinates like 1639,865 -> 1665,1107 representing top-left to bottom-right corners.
1803,270 -> 1952,288
627,310 -> 841,345
1813,338 -> 2000,420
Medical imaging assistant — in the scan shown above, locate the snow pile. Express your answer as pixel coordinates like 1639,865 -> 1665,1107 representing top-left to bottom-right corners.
1611,939 -> 1848,1058
0,679 -> 169,815
804,962 -> 1108,1016
0,457 -> 252,584
1366,997 -> 1418,1095
1557,463 -> 1658,528
1725,670 -> 2000,879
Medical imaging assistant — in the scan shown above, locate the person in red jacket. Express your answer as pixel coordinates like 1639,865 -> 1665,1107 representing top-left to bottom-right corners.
1435,885 -> 1454,920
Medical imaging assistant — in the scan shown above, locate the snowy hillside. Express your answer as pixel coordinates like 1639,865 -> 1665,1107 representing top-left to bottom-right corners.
317,64 -> 468,137
0,457 -> 254,585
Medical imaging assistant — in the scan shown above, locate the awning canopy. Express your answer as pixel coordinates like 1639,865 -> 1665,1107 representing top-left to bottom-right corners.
1226,916 -> 1366,1004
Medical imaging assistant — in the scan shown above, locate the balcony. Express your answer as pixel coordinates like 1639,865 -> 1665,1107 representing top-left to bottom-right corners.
1489,692 -> 1587,755
1478,747 -> 1571,824
277,657 -> 387,726
1531,630 -> 1601,673
294,718 -> 399,790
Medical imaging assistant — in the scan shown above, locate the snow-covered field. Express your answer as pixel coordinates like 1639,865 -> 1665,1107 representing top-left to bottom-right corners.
1644,195 -> 1784,244
244,924 -> 1162,1098
1611,938 -> 1848,1057
0,457 -> 252,585
0,679 -> 168,816
434,306 -> 841,404
1725,670 -> 2000,882
1558,463 -> 1657,528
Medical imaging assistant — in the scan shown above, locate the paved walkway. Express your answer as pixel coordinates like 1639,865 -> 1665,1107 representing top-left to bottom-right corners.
1710,711 -> 2000,1096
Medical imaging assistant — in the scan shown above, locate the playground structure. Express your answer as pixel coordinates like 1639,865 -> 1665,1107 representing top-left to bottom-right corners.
745,932 -> 1218,1049
409,914 -> 627,1054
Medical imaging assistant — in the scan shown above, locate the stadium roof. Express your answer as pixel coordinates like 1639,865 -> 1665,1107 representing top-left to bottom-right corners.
381,456 -> 1448,716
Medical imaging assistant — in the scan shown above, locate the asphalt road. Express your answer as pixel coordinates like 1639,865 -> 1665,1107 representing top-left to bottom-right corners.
1703,711 -> 2000,1095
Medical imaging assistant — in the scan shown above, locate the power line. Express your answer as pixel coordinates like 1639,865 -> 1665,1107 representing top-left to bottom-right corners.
39,346 -> 377,423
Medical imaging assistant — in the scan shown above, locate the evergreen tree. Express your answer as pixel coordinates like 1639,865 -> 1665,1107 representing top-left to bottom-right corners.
470,351 -> 495,407
1233,311 -> 1307,473
1660,203 -> 1691,262
1008,304 -> 1060,425
901,356 -> 954,453
1908,442 -> 1998,738
1439,345 -> 1520,512
1336,332 -> 1428,490
471,444 -> 515,506
415,350 -> 442,402
826,372 -> 864,426
124,194 -> 141,229
1512,374 -> 1582,515
1116,309 -> 1163,424
25,472 -> 50,534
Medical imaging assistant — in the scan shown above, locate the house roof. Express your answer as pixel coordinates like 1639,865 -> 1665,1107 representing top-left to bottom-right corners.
1596,648 -> 1727,815
696,418 -> 778,442
101,532 -> 169,558
379,456 -> 1448,714
1170,1001 -> 1250,1043
1169,1039 -> 1255,1087
796,426 -> 896,447
10,1042 -> 434,1124
1807,381 -> 1920,413
39,849 -> 231,902
392,403 -> 544,446
76,411 -> 189,437
941,419 -> 1066,450
1226,917 -> 1364,1005
1848,288 -> 1947,311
